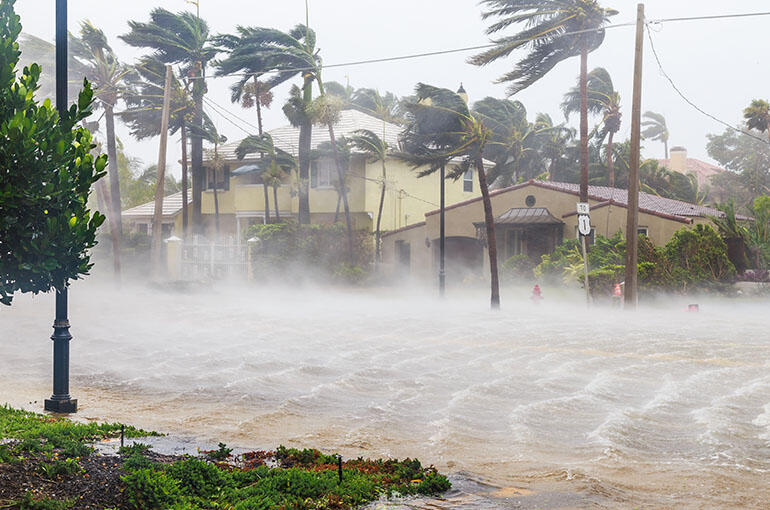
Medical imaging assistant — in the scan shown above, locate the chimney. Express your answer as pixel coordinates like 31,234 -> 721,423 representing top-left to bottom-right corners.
457,83 -> 468,104
669,146 -> 687,173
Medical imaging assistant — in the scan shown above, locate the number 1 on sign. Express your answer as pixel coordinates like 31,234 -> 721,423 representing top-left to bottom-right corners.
578,214 -> 591,236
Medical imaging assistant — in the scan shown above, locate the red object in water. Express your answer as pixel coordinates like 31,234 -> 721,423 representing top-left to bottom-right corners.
613,283 -> 622,298
687,304 -> 699,312
531,284 -> 542,303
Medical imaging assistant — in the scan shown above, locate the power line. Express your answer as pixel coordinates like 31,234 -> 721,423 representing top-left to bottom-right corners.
645,23 -> 770,146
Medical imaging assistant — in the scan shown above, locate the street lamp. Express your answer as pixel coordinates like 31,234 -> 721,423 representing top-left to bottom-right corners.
44,0 -> 77,414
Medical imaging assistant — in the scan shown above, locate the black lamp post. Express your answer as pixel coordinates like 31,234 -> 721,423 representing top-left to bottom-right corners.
439,162 -> 445,296
44,0 -> 77,414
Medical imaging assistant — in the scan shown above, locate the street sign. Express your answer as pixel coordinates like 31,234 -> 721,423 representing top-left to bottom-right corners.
577,202 -> 590,215
578,214 -> 591,236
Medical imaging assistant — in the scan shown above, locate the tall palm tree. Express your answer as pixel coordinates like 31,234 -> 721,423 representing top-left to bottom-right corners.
399,84 -> 500,309
534,113 -> 576,181
312,137 -> 352,225
215,25 -> 319,224
349,129 -> 389,264
121,8 -> 218,234
351,88 -> 404,124
744,99 -> 770,143
121,56 -> 207,237
641,111 -> 670,159
70,21 -> 132,238
470,0 -> 617,204
562,67 -> 622,186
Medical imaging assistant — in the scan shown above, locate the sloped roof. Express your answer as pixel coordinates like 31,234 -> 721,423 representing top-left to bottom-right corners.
425,180 -> 747,223
122,191 -> 191,218
483,207 -> 563,225
208,109 -> 402,161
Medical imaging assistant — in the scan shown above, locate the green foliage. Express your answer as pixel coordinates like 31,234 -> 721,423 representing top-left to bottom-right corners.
8,492 -> 74,510
533,238 -> 582,284
119,442 -> 153,457
203,442 -> 232,461
37,457 -> 83,479
167,458 -> 232,498
0,0 -> 107,305
587,230 -> 625,269
123,452 -> 158,472
249,221 -> 372,282
122,468 -> 182,510
664,224 -> 736,282
501,254 -> 536,281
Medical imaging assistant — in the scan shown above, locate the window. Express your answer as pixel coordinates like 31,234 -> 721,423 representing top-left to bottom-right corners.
463,169 -> 473,192
505,230 -> 521,258
206,165 -> 230,190
136,223 -> 148,235
311,158 -> 335,188
637,227 -> 649,237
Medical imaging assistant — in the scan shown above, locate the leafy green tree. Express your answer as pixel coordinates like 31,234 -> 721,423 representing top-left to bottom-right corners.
744,99 -> 770,143
399,84 -> 501,309
121,8 -> 218,234
349,129 -> 389,264
470,0 -> 617,204
707,127 -> 770,199
0,0 -> 106,305
534,113 -> 576,181
562,67 -> 621,186
641,111 -> 669,159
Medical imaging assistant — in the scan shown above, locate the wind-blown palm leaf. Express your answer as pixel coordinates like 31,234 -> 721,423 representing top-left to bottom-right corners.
641,111 -> 669,158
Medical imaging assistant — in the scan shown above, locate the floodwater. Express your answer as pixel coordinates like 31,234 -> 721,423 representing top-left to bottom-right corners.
1,281 -> 768,509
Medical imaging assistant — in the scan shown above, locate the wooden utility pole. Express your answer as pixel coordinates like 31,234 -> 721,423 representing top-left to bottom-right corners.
624,3 -> 645,309
151,64 -> 173,278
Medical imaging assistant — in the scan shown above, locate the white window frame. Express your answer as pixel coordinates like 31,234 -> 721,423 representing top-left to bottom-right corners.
314,158 -> 335,189
463,168 -> 473,192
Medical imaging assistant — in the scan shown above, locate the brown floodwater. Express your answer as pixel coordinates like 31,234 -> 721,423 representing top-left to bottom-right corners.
1,281 -> 768,508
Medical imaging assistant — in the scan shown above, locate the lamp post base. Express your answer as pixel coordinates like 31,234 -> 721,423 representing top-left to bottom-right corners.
44,398 -> 77,414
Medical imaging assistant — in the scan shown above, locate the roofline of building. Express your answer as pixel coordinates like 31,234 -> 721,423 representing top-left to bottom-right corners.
560,199 -> 693,224
381,221 -> 426,238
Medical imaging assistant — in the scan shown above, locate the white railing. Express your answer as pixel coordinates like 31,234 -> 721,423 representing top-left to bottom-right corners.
179,236 -> 248,280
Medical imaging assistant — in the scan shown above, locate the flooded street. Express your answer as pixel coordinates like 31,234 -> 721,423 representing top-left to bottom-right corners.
1,281 -> 769,508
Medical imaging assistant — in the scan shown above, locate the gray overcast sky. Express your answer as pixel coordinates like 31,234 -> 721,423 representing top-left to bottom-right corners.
14,1 -> 770,178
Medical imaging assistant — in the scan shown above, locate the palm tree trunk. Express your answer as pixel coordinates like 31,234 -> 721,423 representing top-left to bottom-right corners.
97,178 -> 121,282
254,76 -> 263,135
105,105 -> 122,237
191,64 -> 205,234
334,193 -> 341,223
327,123 -> 355,265
579,47 -> 589,203
213,167 -> 220,237
181,122 -> 189,238
664,139 -> 669,160
273,185 -> 280,220
607,130 -> 615,187
475,156 -> 500,309
262,182 -> 271,223
298,78 -> 313,224
375,159 -> 386,265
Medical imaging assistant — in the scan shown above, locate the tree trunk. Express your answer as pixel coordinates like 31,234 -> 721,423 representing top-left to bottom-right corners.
254,76 -> 263,135
375,159 -> 386,265
297,77 -> 313,224
607,130 -> 615,187
212,167 -> 220,237
273,185 -> 281,220
104,105 -> 122,237
191,64 -> 204,234
327,123 -> 355,265
97,178 -> 121,282
334,193 -> 341,223
181,122 -> 189,238
475,156 -> 500,309
262,181 -> 271,223
664,139 -> 669,160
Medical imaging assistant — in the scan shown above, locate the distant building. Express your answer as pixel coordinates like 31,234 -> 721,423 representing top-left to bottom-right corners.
122,191 -> 191,237
382,179 -> 740,282
657,146 -> 724,190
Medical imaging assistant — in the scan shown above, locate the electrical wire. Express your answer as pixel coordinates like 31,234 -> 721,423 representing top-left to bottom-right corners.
645,23 -> 770,146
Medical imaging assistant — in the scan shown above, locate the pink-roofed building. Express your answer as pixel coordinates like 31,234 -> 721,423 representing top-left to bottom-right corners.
657,146 -> 725,190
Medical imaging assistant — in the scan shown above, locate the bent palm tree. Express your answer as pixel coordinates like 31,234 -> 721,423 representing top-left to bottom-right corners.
349,129 -> 389,264
562,67 -> 621,186
744,99 -> 770,143
399,84 -> 500,309
121,8 -> 218,234
470,0 -> 617,205
641,111 -> 670,159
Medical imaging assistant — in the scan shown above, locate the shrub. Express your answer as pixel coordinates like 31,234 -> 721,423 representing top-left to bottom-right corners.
122,468 -> 181,510
10,492 -> 74,510
37,458 -> 83,478
534,239 -> 581,284
500,254 -> 535,281
202,442 -> 232,462
665,225 -> 735,283
166,458 -> 232,498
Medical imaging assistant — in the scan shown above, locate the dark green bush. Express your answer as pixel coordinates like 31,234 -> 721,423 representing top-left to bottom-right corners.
122,468 -> 181,510
501,254 -> 535,281
10,491 -> 74,510
665,224 -> 735,283
166,458 -> 232,498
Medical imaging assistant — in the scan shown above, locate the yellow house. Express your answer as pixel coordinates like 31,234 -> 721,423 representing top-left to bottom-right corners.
198,109 -> 484,240
382,179 -> 735,282
122,191 -> 192,237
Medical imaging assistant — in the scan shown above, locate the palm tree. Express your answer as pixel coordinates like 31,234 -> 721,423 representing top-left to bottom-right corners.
312,137 -> 351,224
351,88 -> 404,124
121,8 -> 218,234
121,56 -> 206,237
641,111 -> 670,159
215,25 -> 319,225
235,134 -> 297,223
399,84 -> 500,309
470,0 -> 617,205
474,97 -> 552,187
349,129 -> 389,264
744,99 -> 770,143
262,165 -> 286,221
562,67 -> 621,186
534,113 -> 576,181
70,21 -> 132,239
